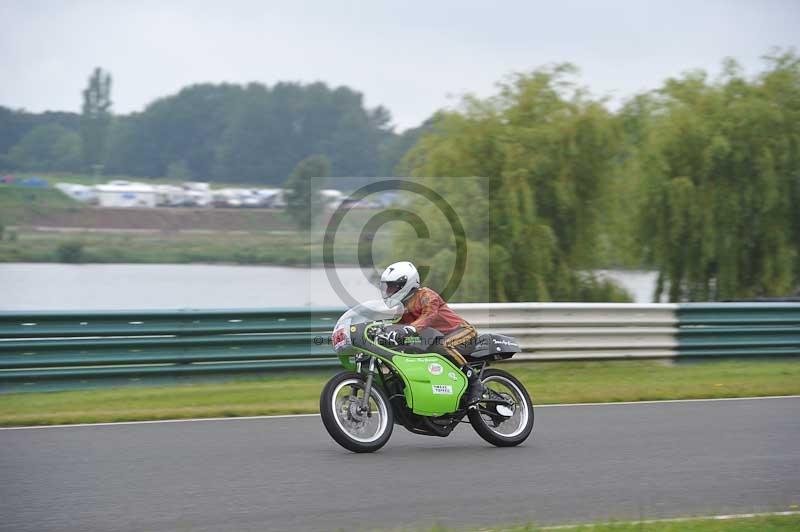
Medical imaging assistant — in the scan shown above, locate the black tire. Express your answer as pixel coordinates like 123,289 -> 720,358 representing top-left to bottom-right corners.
320,371 -> 394,453
467,368 -> 534,447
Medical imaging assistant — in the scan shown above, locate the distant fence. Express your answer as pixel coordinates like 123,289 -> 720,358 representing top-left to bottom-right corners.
0,303 -> 798,392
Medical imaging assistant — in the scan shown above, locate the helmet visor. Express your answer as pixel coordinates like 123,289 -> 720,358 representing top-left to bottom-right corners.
380,280 -> 404,298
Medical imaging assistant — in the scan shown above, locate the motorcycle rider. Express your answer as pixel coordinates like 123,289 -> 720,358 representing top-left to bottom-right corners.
379,261 -> 485,406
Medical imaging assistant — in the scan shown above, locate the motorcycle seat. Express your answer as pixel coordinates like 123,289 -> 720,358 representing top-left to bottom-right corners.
464,333 -> 521,361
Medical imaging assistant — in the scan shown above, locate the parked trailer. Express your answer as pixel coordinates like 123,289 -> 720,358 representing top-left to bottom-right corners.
95,182 -> 157,208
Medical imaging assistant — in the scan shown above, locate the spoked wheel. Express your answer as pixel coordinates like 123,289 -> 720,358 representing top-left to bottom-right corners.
467,368 -> 534,447
320,371 -> 393,453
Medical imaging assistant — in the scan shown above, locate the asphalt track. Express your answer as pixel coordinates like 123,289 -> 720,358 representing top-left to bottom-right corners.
1,397 -> 799,532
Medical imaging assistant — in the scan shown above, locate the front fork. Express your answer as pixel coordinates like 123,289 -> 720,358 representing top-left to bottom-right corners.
355,356 -> 377,416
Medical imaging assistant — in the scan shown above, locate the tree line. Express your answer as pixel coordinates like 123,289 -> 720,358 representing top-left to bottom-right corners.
0,69 -> 416,185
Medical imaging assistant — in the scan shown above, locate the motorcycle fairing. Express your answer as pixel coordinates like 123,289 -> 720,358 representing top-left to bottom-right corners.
335,323 -> 468,416
391,354 -> 468,416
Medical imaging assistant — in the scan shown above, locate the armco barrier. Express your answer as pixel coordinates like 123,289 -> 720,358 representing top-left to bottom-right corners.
676,303 -> 800,358
453,303 -> 678,360
0,308 -> 342,392
0,303 -> 797,392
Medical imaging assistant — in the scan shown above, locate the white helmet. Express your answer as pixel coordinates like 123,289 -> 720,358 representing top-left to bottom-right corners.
379,261 -> 420,307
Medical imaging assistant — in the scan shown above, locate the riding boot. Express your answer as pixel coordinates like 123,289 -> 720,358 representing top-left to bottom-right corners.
462,366 -> 485,407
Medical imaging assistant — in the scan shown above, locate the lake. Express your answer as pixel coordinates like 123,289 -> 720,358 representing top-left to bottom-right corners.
0,264 -> 659,311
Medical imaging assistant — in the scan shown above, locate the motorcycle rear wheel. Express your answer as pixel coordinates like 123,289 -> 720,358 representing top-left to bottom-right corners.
467,368 -> 534,447
320,371 -> 394,453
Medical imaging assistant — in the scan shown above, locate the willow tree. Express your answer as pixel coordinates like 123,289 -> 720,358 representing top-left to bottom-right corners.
399,65 -> 629,302
639,52 -> 800,301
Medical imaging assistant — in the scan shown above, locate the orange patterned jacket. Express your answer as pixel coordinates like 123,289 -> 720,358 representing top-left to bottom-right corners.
398,287 -> 469,334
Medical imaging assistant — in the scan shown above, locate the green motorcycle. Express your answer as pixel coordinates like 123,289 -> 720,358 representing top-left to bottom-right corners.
320,300 -> 534,453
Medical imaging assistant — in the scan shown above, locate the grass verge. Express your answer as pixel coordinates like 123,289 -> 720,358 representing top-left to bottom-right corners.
404,513 -> 800,531
0,360 -> 798,427
0,227 -> 390,265
0,229 -> 322,265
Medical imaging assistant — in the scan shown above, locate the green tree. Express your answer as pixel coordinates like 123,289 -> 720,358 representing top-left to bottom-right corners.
284,154 -> 330,230
638,52 -> 800,300
7,123 -> 82,171
115,83 -> 245,179
166,160 -> 192,180
213,82 -> 393,183
8,80 -> 397,183
0,107 -> 80,156
379,117 -> 434,176
401,65 -> 629,302
80,67 -> 112,171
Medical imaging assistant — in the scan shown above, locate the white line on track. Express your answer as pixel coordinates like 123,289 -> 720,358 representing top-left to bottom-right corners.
0,413 -> 321,431
1,394 -> 798,431
539,510 -> 800,530
534,394 -> 800,408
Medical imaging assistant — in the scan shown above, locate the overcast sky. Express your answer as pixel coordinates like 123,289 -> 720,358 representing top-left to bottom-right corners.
1,0 -> 799,130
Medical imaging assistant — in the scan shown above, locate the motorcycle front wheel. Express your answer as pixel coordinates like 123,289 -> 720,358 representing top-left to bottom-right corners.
467,368 -> 534,447
320,371 -> 394,453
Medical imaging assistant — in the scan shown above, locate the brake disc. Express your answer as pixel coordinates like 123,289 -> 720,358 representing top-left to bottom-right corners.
347,400 -> 366,422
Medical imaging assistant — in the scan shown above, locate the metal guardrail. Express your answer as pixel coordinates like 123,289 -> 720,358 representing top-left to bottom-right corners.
453,303 -> 678,360
676,303 -> 800,358
0,303 -> 798,392
0,308 -> 341,392
0,308 -> 343,338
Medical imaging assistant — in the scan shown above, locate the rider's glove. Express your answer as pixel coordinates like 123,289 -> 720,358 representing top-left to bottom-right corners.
385,330 -> 401,346
382,324 -> 418,346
